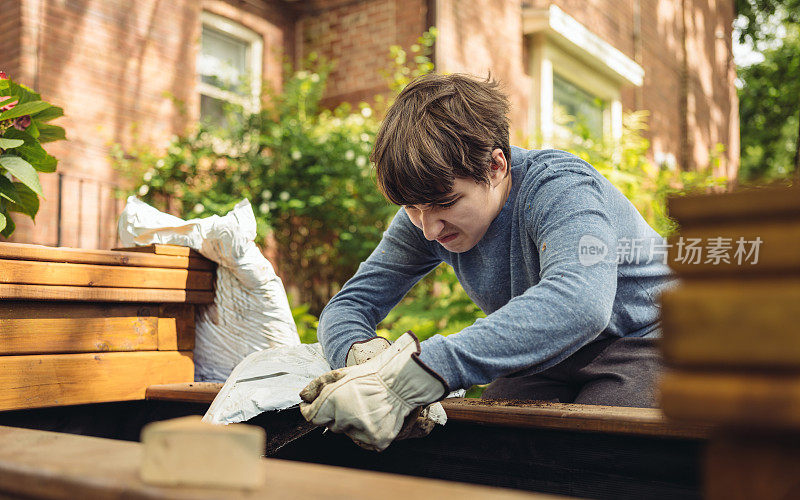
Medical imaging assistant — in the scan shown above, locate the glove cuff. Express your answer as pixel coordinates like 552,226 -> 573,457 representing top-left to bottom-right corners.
387,331 -> 449,405
345,336 -> 392,367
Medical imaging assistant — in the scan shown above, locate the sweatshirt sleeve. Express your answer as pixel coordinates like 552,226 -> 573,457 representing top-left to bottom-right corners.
317,207 -> 442,369
417,165 -> 619,390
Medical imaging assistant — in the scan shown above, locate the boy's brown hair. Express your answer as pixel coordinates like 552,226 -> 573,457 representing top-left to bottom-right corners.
371,73 -> 510,207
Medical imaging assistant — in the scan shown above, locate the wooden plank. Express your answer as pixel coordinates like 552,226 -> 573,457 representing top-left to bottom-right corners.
667,220 -> 800,276
0,302 -> 159,355
440,398 -> 712,439
660,370 -> 800,429
144,384 -> 711,440
0,259 -> 213,290
114,244 -> 201,257
660,280 -> 800,368
146,382 -> 223,403
0,351 -> 194,411
0,242 -> 214,271
0,284 -> 214,303
275,409 -> 704,499
0,426 -> 549,500
157,304 -> 195,350
667,184 -> 800,226
705,433 -> 800,500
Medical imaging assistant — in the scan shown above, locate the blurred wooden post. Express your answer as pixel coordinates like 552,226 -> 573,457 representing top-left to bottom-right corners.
658,184 -> 800,499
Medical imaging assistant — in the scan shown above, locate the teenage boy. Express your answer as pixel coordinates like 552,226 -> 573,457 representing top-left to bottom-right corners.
299,73 -> 675,451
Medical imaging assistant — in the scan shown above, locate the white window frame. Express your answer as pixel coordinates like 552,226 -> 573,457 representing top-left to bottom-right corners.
199,11 -> 263,115
524,5 -> 643,147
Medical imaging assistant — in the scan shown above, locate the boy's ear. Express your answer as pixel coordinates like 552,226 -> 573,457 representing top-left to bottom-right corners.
490,148 -> 507,183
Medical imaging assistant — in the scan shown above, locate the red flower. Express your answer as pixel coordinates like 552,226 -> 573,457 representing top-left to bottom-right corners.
13,115 -> 31,130
0,96 -> 17,112
0,72 -> 7,80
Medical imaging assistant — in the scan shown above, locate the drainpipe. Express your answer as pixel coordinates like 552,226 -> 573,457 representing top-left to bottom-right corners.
426,0 -> 438,69
633,0 -> 643,110
679,0 -> 691,171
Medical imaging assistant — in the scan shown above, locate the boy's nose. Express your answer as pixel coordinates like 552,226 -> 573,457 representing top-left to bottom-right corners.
420,211 -> 445,241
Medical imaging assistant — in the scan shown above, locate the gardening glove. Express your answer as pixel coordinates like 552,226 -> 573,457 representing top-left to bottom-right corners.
344,336 -> 448,441
299,332 -> 447,452
345,336 -> 392,367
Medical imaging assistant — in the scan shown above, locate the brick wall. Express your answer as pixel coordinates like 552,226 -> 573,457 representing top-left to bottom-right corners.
3,0 -> 739,248
435,0 -> 532,139
4,0 -> 295,248
684,0 -> 739,178
296,0 -> 430,108
526,0 -> 738,176
0,0 -> 22,79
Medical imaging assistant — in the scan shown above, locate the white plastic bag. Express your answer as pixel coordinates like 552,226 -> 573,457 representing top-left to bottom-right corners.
202,343 -> 332,425
118,196 -> 300,382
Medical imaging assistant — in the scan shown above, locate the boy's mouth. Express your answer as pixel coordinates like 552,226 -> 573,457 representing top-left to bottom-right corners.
437,233 -> 458,244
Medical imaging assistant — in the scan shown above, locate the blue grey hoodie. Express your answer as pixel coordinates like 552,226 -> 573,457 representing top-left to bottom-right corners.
317,147 -> 676,390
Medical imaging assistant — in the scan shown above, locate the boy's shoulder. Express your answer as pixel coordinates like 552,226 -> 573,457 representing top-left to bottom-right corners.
510,147 -> 601,198
510,146 -> 593,173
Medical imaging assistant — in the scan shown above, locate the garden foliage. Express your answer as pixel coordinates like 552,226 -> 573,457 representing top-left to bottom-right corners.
117,30 -> 724,351
0,72 -> 65,237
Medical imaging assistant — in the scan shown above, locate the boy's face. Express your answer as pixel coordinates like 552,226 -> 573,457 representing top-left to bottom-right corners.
404,149 -> 511,253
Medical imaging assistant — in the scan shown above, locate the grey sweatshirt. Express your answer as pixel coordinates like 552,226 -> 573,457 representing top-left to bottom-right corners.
317,147 -> 676,390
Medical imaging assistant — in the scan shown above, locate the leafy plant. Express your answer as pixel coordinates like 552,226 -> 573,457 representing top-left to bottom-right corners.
291,296 -> 320,344
737,21 -> 800,181
381,28 -> 438,98
113,56 -> 396,314
0,72 -> 65,237
543,109 -> 728,237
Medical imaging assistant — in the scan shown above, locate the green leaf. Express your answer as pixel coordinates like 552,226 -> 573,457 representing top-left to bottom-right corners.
7,181 -> 39,220
0,211 -> 6,234
34,105 -> 63,122
26,119 -> 39,139
0,176 -> 22,204
2,129 -> 57,172
0,138 -> 24,149
0,155 -> 43,196
0,101 -> 50,121
0,80 -> 41,104
37,123 -> 66,143
0,210 -> 14,237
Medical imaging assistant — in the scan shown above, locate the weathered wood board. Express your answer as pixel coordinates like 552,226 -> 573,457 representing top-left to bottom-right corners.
0,425 -> 548,500
660,370 -> 800,429
705,433 -> 800,500
0,302 -> 195,355
0,351 -> 194,411
0,242 -> 214,271
156,304 -> 195,351
660,280 -> 800,368
0,284 -> 214,303
667,184 -> 800,226
114,244 -> 202,257
666,220 -> 800,275
0,259 -> 213,290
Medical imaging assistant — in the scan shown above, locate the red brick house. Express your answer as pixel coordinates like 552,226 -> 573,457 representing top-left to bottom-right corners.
1,0 -> 738,249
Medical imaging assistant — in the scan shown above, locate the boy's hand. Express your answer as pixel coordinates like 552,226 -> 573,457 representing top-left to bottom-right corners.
345,335 -> 449,442
299,332 -> 447,451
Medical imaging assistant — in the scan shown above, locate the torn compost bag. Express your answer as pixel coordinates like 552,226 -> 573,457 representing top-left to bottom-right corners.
202,343 -> 332,425
118,196 -> 300,382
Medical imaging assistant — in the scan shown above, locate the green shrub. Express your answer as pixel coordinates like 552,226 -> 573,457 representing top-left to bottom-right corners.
113,56 -> 396,314
0,72 -> 65,237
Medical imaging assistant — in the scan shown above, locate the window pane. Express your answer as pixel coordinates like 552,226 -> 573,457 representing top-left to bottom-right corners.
553,73 -> 604,138
199,26 -> 249,94
200,94 -> 225,125
201,94 -> 245,130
